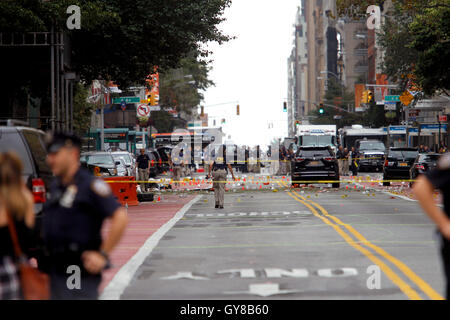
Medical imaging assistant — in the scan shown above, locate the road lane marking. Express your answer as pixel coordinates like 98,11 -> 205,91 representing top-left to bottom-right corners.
307,200 -> 444,301
284,183 -> 444,300
100,195 -> 202,300
285,190 -> 422,300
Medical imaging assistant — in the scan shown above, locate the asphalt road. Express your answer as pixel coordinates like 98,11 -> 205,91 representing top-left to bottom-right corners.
119,173 -> 445,300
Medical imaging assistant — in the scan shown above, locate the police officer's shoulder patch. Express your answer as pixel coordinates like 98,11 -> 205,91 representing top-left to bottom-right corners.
91,179 -> 112,197
438,152 -> 450,170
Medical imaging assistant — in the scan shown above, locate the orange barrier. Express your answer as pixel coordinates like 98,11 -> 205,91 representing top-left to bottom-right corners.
103,176 -> 139,206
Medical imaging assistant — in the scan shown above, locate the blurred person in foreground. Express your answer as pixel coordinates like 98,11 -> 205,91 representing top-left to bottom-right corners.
413,152 -> 450,299
0,152 -> 35,299
42,132 -> 128,300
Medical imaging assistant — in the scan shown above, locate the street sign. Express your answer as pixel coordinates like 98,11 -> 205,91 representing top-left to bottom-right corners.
385,95 -> 400,102
384,101 -> 396,111
137,104 -> 150,117
120,101 -> 127,111
112,96 -> 140,104
149,105 -> 161,111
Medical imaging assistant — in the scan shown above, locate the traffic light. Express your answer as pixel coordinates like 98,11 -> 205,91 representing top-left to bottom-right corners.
319,103 -> 324,114
283,102 -> 287,112
361,90 -> 369,104
147,92 -> 159,106
295,120 -> 301,126
200,106 -> 204,117
368,91 -> 373,103
221,118 -> 226,124
237,104 -> 240,116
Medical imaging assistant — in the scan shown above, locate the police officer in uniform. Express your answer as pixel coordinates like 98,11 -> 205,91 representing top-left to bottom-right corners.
42,132 -> 128,300
413,152 -> 450,299
208,145 -> 236,209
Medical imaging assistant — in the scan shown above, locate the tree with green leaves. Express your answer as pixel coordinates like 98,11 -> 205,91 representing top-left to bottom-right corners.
309,78 -> 363,127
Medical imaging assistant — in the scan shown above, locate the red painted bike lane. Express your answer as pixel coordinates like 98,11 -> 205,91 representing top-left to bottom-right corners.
99,194 -> 197,294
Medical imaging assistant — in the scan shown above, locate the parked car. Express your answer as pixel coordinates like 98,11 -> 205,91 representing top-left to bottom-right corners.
80,152 -> 118,177
355,139 -> 386,172
112,151 -> 135,177
115,158 -> 128,176
383,147 -> 419,186
409,153 -> 441,186
291,146 -> 340,188
0,122 -> 53,219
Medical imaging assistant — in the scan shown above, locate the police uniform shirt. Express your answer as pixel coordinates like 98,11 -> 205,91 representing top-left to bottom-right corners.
136,154 -> 150,169
426,153 -> 450,218
43,168 -> 121,270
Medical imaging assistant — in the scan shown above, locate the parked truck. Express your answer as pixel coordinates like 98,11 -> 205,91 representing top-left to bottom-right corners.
296,125 -> 338,153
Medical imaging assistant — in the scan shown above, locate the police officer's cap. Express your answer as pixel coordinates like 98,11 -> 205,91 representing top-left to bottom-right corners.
45,131 -> 82,153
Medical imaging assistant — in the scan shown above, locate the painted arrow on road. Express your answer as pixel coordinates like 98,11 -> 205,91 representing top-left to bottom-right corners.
224,283 -> 301,297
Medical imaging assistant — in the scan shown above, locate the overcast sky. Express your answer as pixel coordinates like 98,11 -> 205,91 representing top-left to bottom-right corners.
202,0 -> 300,147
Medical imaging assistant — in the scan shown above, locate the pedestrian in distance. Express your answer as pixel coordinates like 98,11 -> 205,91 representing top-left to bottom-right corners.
208,145 -> 236,209
419,145 -> 425,153
0,152 -> 35,300
42,132 -> 128,300
350,147 -> 358,176
342,147 -> 350,176
413,152 -> 450,299
136,148 -> 151,192
336,145 -> 344,176
423,146 -> 430,153
169,149 -> 184,189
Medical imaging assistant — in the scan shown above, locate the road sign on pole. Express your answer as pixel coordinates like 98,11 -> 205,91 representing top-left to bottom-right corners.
137,104 -> 150,117
113,96 -> 140,104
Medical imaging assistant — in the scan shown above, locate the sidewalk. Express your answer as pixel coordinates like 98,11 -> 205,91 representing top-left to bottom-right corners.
99,194 -> 197,294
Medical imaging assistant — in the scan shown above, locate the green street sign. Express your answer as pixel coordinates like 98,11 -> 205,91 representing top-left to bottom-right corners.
112,96 -> 140,104
385,95 -> 400,102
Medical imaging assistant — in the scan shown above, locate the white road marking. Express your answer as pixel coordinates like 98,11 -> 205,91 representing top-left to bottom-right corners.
160,272 -> 209,280
224,283 -> 301,297
217,269 -> 256,278
99,195 -> 202,300
317,268 -> 358,277
264,268 -> 309,278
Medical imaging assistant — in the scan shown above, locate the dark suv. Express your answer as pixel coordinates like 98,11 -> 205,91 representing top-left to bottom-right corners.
355,139 -> 386,172
383,147 -> 419,186
291,146 -> 340,188
0,124 -> 53,217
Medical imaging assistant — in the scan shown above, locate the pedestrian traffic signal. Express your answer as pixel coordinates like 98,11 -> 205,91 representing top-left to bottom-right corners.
283,102 -> 287,112
237,104 -> 240,116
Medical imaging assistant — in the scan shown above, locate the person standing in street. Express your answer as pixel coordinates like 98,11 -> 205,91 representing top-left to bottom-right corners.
336,145 -> 344,175
136,149 -> 151,192
169,149 -> 184,189
42,132 -> 128,300
342,147 -> 350,176
0,152 -> 35,300
350,146 -> 359,176
208,145 -> 236,209
413,152 -> 450,299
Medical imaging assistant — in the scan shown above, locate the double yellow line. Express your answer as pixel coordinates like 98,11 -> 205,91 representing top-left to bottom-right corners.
281,181 -> 444,300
